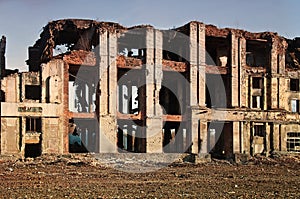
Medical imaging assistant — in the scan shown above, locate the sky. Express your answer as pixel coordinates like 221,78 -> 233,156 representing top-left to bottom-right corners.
0,0 -> 299,70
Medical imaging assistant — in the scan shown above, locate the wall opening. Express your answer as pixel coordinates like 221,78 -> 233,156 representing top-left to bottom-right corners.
252,95 -> 263,109
205,36 -> 230,66
118,81 -> 139,114
251,123 -> 266,155
205,74 -> 227,108
246,40 -> 268,67
117,120 -> 145,153
291,99 -> 300,113
25,144 -> 41,158
162,30 -> 189,63
163,122 -> 189,153
25,85 -> 41,100
159,71 -> 187,115
290,78 -> 299,92
252,77 -> 263,89
68,65 -> 97,113
287,132 -> 300,152
208,122 -> 233,159
118,29 -> 146,67
69,119 -> 95,153
26,117 -> 41,133
0,90 -> 5,102
117,68 -> 143,114
25,117 -> 42,158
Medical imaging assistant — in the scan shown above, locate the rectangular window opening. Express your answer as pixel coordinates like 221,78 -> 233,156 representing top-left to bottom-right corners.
246,40 -> 268,67
252,96 -> 263,109
291,99 -> 300,113
252,77 -> 262,89
287,132 -> 300,152
26,117 -> 42,133
25,85 -> 41,100
205,36 -> 229,66
254,125 -> 265,137
290,79 -> 299,92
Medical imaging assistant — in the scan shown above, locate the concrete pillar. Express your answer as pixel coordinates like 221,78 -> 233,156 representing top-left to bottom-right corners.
239,37 -> 247,107
189,22 -> 198,107
232,121 -> 240,153
189,22 -> 198,154
278,77 -> 286,110
190,23 -> 205,154
265,123 -> 271,156
199,121 -> 208,154
99,31 -> 108,116
272,123 -> 280,151
270,38 -> 278,74
230,32 -> 239,107
20,117 -> 26,157
108,32 -> 117,115
189,22 -> 206,107
271,77 -> 278,109
99,30 -> 117,153
280,125 -> 287,151
191,117 -> 199,154
145,28 -> 163,153
198,23 -> 206,107
154,30 -> 163,117
278,53 -> 285,75
249,76 -> 253,108
239,121 -> 244,153
263,77 -> 267,110
243,122 -> 251,154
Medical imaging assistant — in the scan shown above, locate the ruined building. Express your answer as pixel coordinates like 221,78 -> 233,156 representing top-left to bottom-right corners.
0,19 -> 300,158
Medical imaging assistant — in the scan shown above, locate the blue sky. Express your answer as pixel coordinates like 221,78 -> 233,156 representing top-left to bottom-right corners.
0,0 -> 299,70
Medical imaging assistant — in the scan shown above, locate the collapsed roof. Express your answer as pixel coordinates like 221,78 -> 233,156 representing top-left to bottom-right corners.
26,19 -> 298,72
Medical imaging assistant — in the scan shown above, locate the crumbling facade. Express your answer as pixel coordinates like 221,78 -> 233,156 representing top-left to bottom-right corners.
0,19 -> 300,158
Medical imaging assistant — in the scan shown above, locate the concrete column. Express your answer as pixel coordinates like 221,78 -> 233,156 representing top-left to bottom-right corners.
243,122 -> 251,154
280,125 -> 287,151
239,38 -> 247,107
278,77 -> 286,110
108,31 -> 117,115
191,117 -> 199,154
270,38 -> 278,74
271,77 -> 278,109
189,22 -> 198,107
232,121 -> 240,153
198,23 -> 206,107
272,123 -> 280,151
249,76 -> 253,108
145,28 -> 163,153
263,77 -> 267,110
278,52 -> 286,75
20,117 -> 26,157
199,121 -> 208,154
99,30 -> 117,153
230,32 -> 239,107
239,121 -> 244,153
190,23 -> 205,154
265,123 -> 271,155
154,30 -> 163,117
99,31 -> 108,116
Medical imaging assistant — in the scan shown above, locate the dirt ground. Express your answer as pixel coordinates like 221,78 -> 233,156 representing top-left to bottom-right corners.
0,154 -> 299,199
